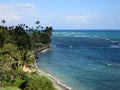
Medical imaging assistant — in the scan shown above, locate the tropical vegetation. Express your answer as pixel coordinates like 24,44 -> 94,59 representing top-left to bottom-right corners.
0,20 -> 56,90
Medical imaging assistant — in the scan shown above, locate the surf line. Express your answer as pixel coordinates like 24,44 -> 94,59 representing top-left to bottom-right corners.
35,47 -> 72,90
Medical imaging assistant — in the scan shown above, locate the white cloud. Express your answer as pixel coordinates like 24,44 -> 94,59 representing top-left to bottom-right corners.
66,15 -> 87,23
22,3 -> 35,8
40,13 -> 97,26
39,13 -> 97,29
0,5 -> 21,21
66,14 -> 97,23
0,3 -> 97,29
0,3 -> 38,26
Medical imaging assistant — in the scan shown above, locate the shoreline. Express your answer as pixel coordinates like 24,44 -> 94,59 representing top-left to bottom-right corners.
34,47 -> 72,90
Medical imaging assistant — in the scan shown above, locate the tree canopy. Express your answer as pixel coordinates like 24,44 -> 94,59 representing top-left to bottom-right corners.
0,21 -> 55,90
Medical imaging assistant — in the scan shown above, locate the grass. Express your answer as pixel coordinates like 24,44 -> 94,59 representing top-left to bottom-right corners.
0,87 -> 21,90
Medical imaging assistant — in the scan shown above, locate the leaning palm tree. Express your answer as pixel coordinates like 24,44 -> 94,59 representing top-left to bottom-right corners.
1,20 -> 6,26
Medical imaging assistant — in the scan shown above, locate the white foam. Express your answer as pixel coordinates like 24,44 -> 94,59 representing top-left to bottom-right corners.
53,32 -> 87,37
105,38 -> 110,40
93,35 -> 100,38
110,45 -> 120,48
111,41 -> 120,43
41,48 -> 51,53
74,35 -> 90,37
69,45 -> 72,48
106,63 -> 112,66
35,61 -> 72,90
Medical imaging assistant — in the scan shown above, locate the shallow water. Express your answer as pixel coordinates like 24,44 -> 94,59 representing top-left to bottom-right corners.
37,30 -> 120,90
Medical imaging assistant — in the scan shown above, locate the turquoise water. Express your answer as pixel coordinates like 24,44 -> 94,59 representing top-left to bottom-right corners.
37,30 -> 120,90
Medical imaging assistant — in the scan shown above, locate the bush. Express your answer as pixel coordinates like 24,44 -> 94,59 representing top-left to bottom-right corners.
24,74 -> 56,90
12,79 -> 25,87
3,81 -> 12,87
0,87 -> 21,90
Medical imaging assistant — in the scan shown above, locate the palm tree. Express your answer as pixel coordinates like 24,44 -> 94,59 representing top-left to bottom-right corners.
35,21 -> 40,29
0,35 -> 4,53
34,21 -> 40,54
2,20 -> 6,26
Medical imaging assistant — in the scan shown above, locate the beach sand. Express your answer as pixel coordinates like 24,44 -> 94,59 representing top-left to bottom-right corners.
34,48 -> 72,90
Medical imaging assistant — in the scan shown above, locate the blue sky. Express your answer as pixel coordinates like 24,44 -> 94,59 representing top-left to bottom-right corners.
0,0 -> 120,29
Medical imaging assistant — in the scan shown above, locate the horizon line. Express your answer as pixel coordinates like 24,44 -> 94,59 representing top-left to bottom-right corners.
53,29 -> 120,30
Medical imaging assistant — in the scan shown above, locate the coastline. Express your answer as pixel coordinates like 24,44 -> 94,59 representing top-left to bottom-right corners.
34,47 -> 72,90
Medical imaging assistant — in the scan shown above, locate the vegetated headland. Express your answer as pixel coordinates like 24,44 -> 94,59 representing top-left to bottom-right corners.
0,20 -> 56,90
0,20 -> 71,90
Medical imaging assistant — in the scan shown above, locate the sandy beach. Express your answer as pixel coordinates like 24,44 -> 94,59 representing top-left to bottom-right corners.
34,48 -> 72,90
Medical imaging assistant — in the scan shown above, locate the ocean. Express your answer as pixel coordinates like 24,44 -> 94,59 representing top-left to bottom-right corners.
37,30 -> 120,90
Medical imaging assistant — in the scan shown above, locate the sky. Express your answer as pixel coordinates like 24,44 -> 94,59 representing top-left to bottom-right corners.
0,0 -> 120,29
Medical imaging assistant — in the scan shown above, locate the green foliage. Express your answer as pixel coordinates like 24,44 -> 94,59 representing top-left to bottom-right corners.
12,79 -> 25,87
24,74 -> 56,90
0,69 -> 28,89
10,25 -> 31,50
0,69 -> 28,82
2,81 -> 11,87
0,21 -> 54,89
43,27 -> 53,37
0,43 -> 20,69
2,43 -> 17,52
0,27 -> 13,53
0,32 -> 4,51
41,27 -> 53,44
36,43 -> 44,48
0,27 -> 13,45
40,33 -> 50,44
1,87 -> 21,90
0,70 -> 56,90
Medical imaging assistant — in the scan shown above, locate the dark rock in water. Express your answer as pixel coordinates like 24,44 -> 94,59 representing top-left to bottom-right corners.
35,55 -> 38,59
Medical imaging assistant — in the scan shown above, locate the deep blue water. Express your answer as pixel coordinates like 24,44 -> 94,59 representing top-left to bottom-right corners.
37,30 -> 120,90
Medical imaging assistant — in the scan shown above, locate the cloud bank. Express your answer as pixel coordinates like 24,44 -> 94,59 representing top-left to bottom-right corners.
0,3 -> 97,29
0,3 -> 38,26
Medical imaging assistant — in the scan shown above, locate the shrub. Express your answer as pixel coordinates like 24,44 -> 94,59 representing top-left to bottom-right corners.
12,79 -> 25,87
3,81 -> 11,87
24,74 -> 56,90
